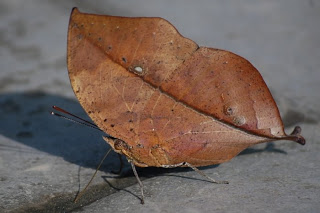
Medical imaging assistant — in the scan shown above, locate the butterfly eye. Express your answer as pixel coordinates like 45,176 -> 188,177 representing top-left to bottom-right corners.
114,139 -> 131,151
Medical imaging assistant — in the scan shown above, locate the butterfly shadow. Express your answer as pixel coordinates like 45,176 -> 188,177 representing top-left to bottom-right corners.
0,91 -> 121,171
239,142 -> 287,155
99,165 -> 222,204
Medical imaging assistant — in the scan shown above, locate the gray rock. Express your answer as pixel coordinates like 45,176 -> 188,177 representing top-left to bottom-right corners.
0,0 -> 319,212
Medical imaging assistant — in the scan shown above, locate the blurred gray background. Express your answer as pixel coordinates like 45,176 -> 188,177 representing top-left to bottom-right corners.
0,0 -> 319,212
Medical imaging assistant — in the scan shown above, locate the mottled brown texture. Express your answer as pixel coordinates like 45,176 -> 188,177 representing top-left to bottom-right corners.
67,8 -> 305,167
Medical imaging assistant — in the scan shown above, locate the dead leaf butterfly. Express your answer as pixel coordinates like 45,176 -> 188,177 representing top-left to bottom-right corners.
65,7 -> 305,204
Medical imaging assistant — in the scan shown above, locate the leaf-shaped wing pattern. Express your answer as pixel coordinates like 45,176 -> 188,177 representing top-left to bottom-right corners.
67,8 -> 305,167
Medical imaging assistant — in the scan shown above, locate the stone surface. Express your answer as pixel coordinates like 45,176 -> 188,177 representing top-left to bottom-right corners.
0,0 -> 319,212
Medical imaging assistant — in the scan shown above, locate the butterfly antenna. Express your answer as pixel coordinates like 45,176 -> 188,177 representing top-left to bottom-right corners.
51,106 -> 116,139
51,105 -> 106,133
52,106 -> 98,127
51,111 -> 103,132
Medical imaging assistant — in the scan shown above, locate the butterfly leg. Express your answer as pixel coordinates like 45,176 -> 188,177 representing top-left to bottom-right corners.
129,160 -> 145,204
161,162 -> 228,184
74,148 -> 112,203
183,162 -> 229,184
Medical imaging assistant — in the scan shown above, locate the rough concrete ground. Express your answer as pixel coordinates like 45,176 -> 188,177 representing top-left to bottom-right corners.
0,0 -> 319,212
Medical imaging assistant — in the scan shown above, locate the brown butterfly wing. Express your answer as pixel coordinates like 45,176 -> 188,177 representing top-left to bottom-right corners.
67,8 -> 304,167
